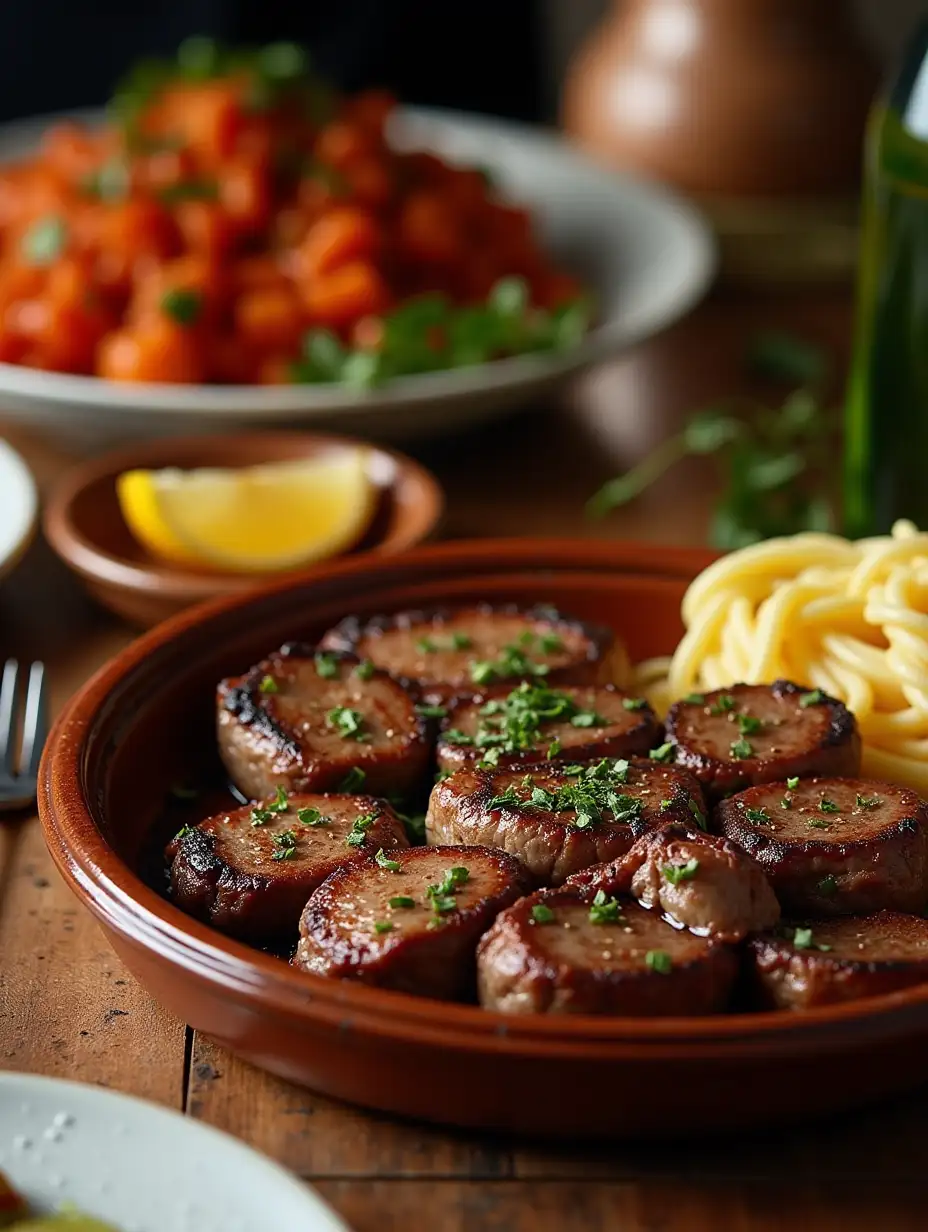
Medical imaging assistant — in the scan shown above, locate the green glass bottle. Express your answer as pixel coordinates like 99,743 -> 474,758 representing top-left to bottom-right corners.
845,21 -> 928,537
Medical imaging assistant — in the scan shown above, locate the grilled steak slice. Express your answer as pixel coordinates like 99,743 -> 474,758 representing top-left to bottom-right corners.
436,681 -> 661,773
294,844 -> 530,1000
217,644 -> 428,802
319,604 -> 621,706
717,777 -> 928,916
570,821 -> 780,942
665,681 -> 860,802
750,912 -> 928,1010
477,888 -> 737,1015
166,792 -> 408,944
426,757 -> 707,885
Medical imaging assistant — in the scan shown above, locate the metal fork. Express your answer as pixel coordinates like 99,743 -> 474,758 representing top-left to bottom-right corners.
0,660 -> 47,811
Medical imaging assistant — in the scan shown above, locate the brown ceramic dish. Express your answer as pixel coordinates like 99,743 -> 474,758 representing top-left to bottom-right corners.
39,539 -> 928,1138
42,431 -> 443,627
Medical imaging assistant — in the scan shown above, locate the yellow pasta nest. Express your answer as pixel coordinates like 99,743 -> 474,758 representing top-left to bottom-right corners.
633,520 -> 928,793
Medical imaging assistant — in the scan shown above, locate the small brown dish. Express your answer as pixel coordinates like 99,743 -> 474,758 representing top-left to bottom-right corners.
43,431 -> 443,627
39,538 -> 928,1139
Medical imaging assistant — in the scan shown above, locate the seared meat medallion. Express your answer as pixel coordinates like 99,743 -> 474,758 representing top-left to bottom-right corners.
166,791 -> 408,944
579,822 -> 780,942
436,681 -> 660,773
217,643 -> 429,802
750,912 -> 928,1010
294,844 -> 530,1000
665,681 -> 860,802
717,777 -> 928,916
477,887 -> 738,1016
320,604 -> 620,706
426,757 -> 707,885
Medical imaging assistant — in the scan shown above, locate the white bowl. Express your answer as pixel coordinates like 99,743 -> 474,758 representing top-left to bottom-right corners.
0,1072 -> 347,1231
0,438 -> 37,581
0,107 -> 715,448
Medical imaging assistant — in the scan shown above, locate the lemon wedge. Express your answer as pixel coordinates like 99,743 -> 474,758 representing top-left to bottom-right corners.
116,450 -> 378,573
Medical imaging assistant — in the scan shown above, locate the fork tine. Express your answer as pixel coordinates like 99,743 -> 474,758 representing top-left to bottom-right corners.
0,659 -> 19,774
19,662 -> 47,778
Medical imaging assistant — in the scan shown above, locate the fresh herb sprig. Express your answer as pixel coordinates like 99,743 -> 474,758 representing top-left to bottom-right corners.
587,332 -> 837,550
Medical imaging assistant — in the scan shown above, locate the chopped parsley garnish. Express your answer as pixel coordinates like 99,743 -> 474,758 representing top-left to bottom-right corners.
613,760 -> 631,783
645,951 -> 675,970
339,767 -> 367,792
688,798 -> 708,831
792,927 -> 831,952
570,711 -> 604,728
389,895 -> 415,909
416,636 -> 437,653
532,903 -> 555,924
737,713 -> 763,735
161,287 -> 202,326
622,697 -> 647,712
660,799 -> 672,811
745,807 -> 770,825
539,633 -> 563,654
709,694 -> 736,715
434,866 -> 470,894
730,737 -> 753,759
589,889 -> 623,924
856,793 -> 881,809
649,742 -> 676,763
345,810 -> 378,847
818,875 -> 838,896
327,706 -> 368,740
781,795 -> 792,810
663,858 -> 699,886
488,759 -> 642,831
271,829 -> 298,861
468,641 -> 551,686
683,693 -> 705,705
646,950 -> 673,974
258,674 -> 278,694
426,866 -> 470,916
354,659 -> 375,681
799,690 -> 825,708
443,728 -> 474,746
297,806 -> 328,827
488,787 -> 522,810
478,748 -> 501,769
786,776 -> 800,790
807,819 -> 831,829
547,739 -> 561,758
250,786 -> 289,826
314,651 -> 340,679
451,632 -> 472,650
416,704 -> 448,719
173,824 -> 195,841
374,921 -> 394,934
22,215 -> 67,265
464,681 -> 601,757
819,796 -> 840,814
375,848 -> 401,872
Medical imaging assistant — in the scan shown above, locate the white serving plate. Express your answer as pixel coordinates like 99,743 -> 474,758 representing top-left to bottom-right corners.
0,106 -> 715,448
0,1072 -> 347,1231
0,439 -> 37,581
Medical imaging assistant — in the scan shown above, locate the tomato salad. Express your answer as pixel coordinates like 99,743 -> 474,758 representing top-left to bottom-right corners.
0,39 -> 590,386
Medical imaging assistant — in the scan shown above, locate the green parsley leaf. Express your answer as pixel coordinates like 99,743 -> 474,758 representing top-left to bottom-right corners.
250,806 -> 272,826
327,706 -> 367,740
258,674 -> 278,694
339,766 -> 367,792
737,713 -> 763,735
374,921 -> 394,934
807,818 -> 831,829
730,737 -> 753,759
429,894 -> 458,915
786,776 -> 800,789
314,652 -> 340,679
649,742 -> 676,763
793,927 -> 817,950
622,697 -> 647,711
417,636 -> 437,653
570,711 -> 603,729
645,949 -> 673,974
470,661 -> 496,685
710,694 -> 736,715
613,759 -> 631,783
819,796 -> 840,814
688,797 -> 708,831
160,287 -> 202,326
660,799 -> 672,811
589,889 -> 623,925
173,824 -> 195,841
683,693 -> 705,705
354,659 -> 375,681
781,795 -> 792,810
488,787 -> 522,810
297,807 -> 328,827
450,632 -> 472,650
375,848 -> 401,872
345,810 -> 378,847
22,216 -> 67,265
745,807 -> 770,825
856,793 -> 881,810
663,858 -> 699,886
416,703 -> 448,719
547,739 -> 561,758
478,748 -> 502,769
532,903 -> 555,924
539,633 -> 563,653
799,690 -> 825,708
389,895 -> 415,909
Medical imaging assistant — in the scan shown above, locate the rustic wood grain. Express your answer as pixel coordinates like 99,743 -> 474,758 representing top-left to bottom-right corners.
6,287 -> 923,1232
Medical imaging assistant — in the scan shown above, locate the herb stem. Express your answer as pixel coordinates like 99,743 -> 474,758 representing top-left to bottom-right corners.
587,434 -> 689,518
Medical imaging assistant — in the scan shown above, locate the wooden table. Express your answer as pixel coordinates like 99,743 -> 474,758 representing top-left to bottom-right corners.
5,289 -> 925,1232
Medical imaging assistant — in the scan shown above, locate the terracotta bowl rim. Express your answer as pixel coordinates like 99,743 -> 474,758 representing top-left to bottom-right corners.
39,536 -> 928,1056
41,429 -> 444,601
